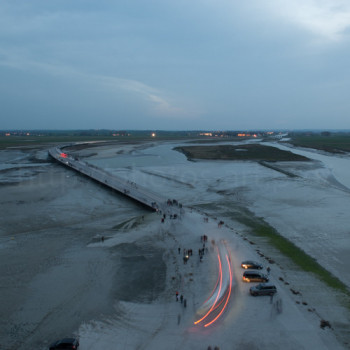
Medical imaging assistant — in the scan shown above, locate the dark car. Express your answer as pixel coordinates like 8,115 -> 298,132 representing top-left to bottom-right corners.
241,260 -> 263,270
49,338 -> 79,350
242,270 -> 269,283
250,283 -> 277,296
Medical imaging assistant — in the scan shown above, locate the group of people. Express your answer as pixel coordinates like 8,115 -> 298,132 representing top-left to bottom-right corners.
179,248 -> 193,264
175,291 -> 187,308
199,235 -> 210,262
167,198 -> 182,208
177,236 -> 210,265
151,201 -> 159,210
199,245 -> 208,262
161,212 -> 179,223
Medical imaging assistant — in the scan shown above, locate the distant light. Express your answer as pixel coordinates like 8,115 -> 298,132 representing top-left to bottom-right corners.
151,133 -> 156,137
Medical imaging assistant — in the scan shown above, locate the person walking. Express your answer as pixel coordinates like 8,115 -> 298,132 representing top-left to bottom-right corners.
180,294 -> 183,303
176,291 -> 179,301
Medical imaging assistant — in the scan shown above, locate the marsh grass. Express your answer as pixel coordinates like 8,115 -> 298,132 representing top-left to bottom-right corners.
290,134 -> 350,153
236,213 -> 349,295
175,144 -> 310,162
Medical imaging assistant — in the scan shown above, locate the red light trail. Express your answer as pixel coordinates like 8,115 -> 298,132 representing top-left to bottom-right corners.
204,254 -> 232,327
194,253 -> 223,325
194,243 -> 233,327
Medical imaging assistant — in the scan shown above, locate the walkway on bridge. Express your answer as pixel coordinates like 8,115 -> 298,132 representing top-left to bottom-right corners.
48,145 -> 182,214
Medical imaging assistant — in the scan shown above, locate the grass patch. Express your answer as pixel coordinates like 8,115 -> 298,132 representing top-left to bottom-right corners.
174,144 -> 310,162
236,213 -> 349,294
0,135 -> 174,150
290,134 -> 350,153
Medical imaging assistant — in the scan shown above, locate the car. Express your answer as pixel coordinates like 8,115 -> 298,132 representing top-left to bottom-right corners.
250,283 -> 277,296
241,260 -> 263,269
49,338 -> 79,350
242,270 -> 269,283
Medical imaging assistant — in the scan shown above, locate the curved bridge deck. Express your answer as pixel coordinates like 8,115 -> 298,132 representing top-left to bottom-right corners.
48,146 -> 170,212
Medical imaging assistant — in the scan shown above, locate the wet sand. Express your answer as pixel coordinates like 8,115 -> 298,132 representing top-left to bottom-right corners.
1,142 -> 349,349
0,149 -> 160,350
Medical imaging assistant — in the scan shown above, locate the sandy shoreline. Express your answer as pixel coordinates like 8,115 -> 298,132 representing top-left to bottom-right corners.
0,142 -> 349,349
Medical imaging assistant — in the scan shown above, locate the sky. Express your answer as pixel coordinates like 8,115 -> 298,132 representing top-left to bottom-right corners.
1,0 -> 350,130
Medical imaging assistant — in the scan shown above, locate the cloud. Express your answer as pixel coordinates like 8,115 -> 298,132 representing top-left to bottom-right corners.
0,47 -> 196,119
264,0 -> 350,41
94,75 -> 191,117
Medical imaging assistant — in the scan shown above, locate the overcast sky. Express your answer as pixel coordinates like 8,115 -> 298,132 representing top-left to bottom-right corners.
1,1 -> 350,130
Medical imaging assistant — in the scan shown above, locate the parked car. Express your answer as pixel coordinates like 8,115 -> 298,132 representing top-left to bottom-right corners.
250,283 -> 277,296
242,270 -> 269,283
241,260 -> 263,269
49,338 -> 79,350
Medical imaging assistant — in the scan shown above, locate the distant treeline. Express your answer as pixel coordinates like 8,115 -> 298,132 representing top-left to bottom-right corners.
1,129 -> 350,153
288,132 -> 350,153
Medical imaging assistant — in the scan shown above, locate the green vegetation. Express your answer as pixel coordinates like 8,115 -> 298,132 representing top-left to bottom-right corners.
290,133 -> 350,153
0,135 -> 123,149
175,144 -> 310,162
0,130 -> 201,150
236,212 -> 349,294
194,202 -> 350,296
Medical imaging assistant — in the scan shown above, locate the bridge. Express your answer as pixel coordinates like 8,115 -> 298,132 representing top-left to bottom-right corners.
48,145 -> 233,328
48,145 -> 178,213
